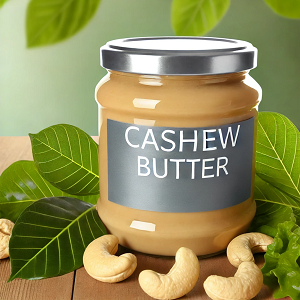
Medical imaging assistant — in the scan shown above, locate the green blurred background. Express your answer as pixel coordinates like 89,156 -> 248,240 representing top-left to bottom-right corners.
0,0 -> 299,136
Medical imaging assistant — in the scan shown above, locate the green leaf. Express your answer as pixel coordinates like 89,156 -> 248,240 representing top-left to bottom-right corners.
0,0 -> 8,8
29,124 -> 99,196
264,0 -> 300,19
0,161 -> 99,222
261,220 -> 300,299
9,197 -> 106,281
253,113 -> 300,298
171,0 -> 230,36
250,175 -> 297,237
256,112 -> 300,201
26,0 -> 101,48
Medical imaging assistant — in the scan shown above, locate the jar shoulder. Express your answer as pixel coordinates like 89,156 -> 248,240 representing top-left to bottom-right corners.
95,74 -> 261,117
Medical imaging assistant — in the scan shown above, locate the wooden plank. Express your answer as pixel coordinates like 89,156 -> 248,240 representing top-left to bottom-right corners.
0,258 -> 74,300
0,137 -> 75,300
0,137 -> 33,171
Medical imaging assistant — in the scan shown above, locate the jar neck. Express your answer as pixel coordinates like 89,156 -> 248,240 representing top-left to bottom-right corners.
108,70 -> 248,86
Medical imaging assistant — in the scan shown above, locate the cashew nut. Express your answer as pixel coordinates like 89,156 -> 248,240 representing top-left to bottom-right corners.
83,234 -> 137,283
138,247 -> 200,300
0,219 -> 14,259
204,261 -> 263,300
227,232 -> 274,267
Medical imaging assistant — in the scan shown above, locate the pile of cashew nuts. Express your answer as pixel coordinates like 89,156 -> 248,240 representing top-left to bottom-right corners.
83,232 -> 274,300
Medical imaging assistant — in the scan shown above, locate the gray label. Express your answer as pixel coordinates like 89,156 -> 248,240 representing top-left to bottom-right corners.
107,118 -> 255,213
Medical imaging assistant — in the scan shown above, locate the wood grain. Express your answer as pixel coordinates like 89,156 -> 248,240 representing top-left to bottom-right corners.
0,259 -> 74,300
0,137 -> 33,171
0,137 -> 290,300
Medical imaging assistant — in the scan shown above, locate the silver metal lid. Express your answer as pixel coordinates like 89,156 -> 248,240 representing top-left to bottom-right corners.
100,37 -> 257,76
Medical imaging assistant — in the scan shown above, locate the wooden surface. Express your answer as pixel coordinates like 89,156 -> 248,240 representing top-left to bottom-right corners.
0,137 -> 289,300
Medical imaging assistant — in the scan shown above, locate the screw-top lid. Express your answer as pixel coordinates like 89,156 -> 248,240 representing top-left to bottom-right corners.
100,37 -> 257,75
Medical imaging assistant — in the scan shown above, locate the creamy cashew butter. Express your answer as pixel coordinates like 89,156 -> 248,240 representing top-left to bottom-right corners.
95,37 -> 262,256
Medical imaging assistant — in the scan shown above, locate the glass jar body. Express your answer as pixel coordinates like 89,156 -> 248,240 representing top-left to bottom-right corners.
95,70 -> 262,256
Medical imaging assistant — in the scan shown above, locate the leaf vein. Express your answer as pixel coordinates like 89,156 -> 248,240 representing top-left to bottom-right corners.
32,138 -> 98,178
258,119 -> 300,197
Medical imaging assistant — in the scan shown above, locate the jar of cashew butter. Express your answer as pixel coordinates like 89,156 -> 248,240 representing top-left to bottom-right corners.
95,37 -> 262,256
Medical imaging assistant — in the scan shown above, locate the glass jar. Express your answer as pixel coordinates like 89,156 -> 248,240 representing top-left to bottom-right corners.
95,37 -> 262,256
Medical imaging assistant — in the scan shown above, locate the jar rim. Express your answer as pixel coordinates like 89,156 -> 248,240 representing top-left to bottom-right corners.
100,37 -> 257,76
